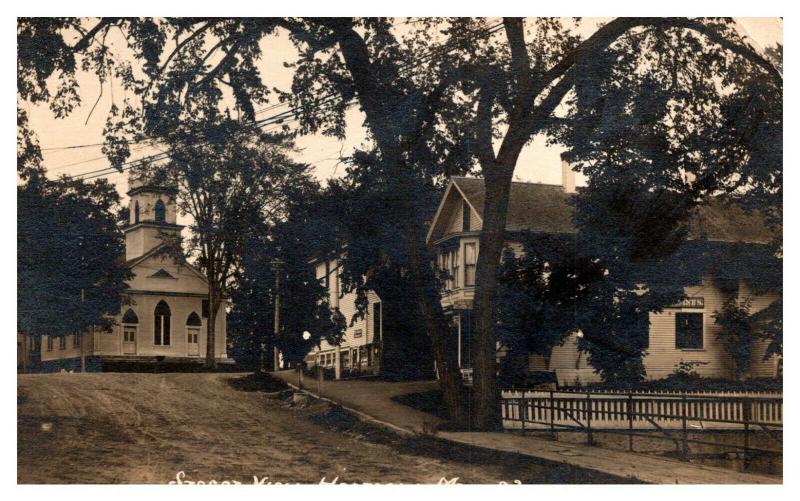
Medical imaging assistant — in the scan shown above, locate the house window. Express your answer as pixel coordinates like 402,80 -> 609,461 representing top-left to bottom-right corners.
154,300 -> 171,346
462,201 -> 471,231
373,302 -> 382,341
676,313 -> 703,349
59,336 -> 66,350
341,350 -> 350,369
46,336 -> 53,352
464,242 -> 477,287
451,246 -> 460,289
134,201 -> 140,223
354,329 -> 363,338
73,333 -> 80,347
441,251 -> 450,288
123,327 -> 136,343
439,247 -> 462,290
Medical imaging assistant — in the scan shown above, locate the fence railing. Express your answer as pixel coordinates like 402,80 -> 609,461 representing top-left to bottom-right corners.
546,387 -> 783,399
500,389 -> 782,468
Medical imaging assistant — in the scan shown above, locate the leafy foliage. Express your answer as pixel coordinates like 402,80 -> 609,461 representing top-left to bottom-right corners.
495,234 -> 604,380
131,114 -> 318,366
713,297 -> 755,379
314,157 -> 441,379
548,23 -> 783,383
228,176 -> 344,369
18,169 -> 131,340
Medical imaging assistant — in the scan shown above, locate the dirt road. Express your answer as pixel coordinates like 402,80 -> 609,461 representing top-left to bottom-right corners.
18,372 -> 627,484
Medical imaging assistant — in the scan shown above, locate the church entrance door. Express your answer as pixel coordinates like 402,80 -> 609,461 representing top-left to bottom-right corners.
187,328 -> 200,356
123,326 -> 136,355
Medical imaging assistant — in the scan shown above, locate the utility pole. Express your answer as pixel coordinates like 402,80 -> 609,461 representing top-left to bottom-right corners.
270,258 -> 285,372
80,288 -> 86,373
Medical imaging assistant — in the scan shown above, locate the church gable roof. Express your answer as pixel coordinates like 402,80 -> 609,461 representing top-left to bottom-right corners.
125,244 -> 208,285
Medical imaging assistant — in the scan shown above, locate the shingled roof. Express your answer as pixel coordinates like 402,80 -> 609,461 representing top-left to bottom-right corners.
454,177 -> 575,234
431,177 -> 773,245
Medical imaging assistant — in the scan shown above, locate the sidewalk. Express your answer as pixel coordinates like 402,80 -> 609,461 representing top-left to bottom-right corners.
272,370 -> 445,434
272,370 -> 780,484
437,432 -> 779,484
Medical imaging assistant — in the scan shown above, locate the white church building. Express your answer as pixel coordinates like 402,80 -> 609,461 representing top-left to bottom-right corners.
24,175 -> 227,371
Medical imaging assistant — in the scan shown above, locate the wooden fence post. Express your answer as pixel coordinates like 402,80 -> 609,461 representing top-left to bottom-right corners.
681,395 -> 689,461
520,391 -> 526,432
550,390 -> 555,439
743,398 -> 751,470
628,393 -> 634,452
586,392 -> 593,445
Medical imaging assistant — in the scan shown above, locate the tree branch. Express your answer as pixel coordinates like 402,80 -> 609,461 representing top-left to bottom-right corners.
72,18 -> 118,52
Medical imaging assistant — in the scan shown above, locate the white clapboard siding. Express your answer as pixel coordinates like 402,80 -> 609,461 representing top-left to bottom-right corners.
528,276 -> 779,382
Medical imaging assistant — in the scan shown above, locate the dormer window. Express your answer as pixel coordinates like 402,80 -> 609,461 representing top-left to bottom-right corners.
462,201 -> 471,232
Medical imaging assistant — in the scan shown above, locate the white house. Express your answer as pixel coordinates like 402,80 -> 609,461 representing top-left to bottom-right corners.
426,168 -> 780,386
306,256 -> 383,377
25,175 -> 227,371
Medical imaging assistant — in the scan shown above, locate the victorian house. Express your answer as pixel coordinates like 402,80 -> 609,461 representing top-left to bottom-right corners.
426,165 -> 780,386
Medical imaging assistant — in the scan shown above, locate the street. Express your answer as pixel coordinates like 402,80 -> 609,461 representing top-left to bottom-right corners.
17,372 -> 623,484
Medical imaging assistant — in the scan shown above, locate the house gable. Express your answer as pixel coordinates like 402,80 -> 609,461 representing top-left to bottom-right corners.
426,179 -> 484,244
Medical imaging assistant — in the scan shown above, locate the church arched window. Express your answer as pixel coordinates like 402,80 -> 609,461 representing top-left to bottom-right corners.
122,309 -> 139,324
154,199 -> 166,222
134,201 -> 140,223
154,300 -> 171,346
186,312 -> 202,326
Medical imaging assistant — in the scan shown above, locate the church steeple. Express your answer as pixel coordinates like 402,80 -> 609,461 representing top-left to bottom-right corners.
124,174 -> 183,261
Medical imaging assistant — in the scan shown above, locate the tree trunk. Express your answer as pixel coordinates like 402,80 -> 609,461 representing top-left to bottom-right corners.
325,19 -> 467,426
205,289 -> 218,369
406,228 -> 468,427
470,169 -> 515,430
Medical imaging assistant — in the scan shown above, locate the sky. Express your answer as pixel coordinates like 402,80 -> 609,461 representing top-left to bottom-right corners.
24,17 -> 782,204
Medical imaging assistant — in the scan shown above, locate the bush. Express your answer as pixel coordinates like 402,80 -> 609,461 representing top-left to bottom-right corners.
582,376 -> 781,393
714,297 -> 755,379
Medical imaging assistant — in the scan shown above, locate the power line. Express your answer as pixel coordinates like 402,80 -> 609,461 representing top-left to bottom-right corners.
71,20 -> 505,182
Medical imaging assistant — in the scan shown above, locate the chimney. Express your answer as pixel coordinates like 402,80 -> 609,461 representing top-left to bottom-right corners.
561,159 -> 576,194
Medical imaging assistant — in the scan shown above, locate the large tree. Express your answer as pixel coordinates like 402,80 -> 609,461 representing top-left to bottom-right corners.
17,17 -> 475,425
547,24 -> 782,384
451,17 -> 782,428
17,166 -> 131,350
228,175 -> 343,370
17,17 -> 781,428
132,116 -> 314,368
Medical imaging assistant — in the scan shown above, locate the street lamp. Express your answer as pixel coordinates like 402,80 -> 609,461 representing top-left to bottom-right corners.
297,331 -> 312,389
270,258 -> 285,372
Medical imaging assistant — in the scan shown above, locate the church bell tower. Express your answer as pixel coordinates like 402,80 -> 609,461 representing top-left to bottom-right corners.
124,175 -> 183,261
